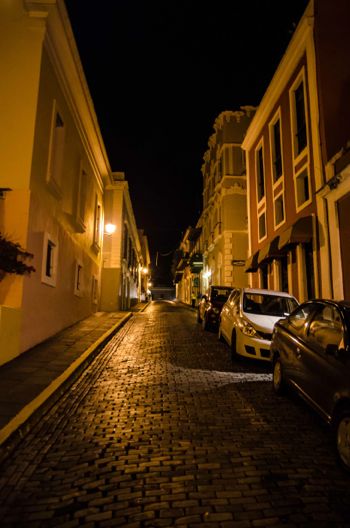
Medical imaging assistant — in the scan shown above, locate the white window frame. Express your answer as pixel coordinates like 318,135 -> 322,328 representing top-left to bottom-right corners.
255,139 -> 266,205
46,100 -> 65,198
269,108 -> 284,185
289,68 -> 309,163
41,232 -> 58,287
76,162 -> 88,232
294,163 -> 312,212
273,189 -> 285,229
92,194 -> 102,252
91,275 -> 99,304
74,260 -> 84,297
258,210 -> 267,242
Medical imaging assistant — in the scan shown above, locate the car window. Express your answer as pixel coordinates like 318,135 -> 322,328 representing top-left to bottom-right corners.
288,304 -> 314,330
308,305 -> 344,350
229,289 -> 240,306
211,288 -> 232,302
243,293 -> 298,316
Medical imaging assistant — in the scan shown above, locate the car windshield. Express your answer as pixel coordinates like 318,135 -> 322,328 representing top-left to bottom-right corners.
243,293 -> 298,317
211,288 -> 232,302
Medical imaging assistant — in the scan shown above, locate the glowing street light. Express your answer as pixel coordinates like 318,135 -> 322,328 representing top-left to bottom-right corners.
104,223 -> 116,235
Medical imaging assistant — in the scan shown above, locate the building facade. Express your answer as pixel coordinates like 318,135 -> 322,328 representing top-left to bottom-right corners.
175,109 -> 255,305
200,109 -> 255,294
313,0 -> 350,301
0,0 -> 145,365
100,172 -> 146,311
242,0 -> 321,302
242,0 -> 350,303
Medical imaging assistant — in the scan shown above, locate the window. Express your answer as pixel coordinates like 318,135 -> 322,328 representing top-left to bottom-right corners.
290,74 -> 308,158
274,193 -> 285,227
304,242 -> 315,300
258,211 -> 266,240
92,196 -> 102,252
76,165 -> 88,232
41,232 -> 58,287
256,144 -> 265,202
91,276 -> 99,304
308,306 -> 344,350
46,102 -> 65,196
295,167 -> 310,208
259,262 -> 269,289
289,304 -> 313,330
271,118 -> 283,182
74,261 -> 83,297
280,255 -> 289,293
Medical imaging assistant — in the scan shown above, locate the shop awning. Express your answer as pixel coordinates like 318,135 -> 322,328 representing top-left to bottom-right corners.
245,250 -> 260,272
278,215 -> 313,250
258,236 -> 281,264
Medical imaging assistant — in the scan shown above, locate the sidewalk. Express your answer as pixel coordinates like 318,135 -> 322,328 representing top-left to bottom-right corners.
0,302 -> 149,462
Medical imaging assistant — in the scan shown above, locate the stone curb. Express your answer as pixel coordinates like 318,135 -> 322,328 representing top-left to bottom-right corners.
0,311 -> 132,457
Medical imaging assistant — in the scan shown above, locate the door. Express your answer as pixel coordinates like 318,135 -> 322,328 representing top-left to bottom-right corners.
338,192 -> 350,299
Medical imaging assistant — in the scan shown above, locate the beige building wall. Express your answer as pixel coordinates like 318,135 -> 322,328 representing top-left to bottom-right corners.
0,0 -> 115,364
101,174 -> 143,311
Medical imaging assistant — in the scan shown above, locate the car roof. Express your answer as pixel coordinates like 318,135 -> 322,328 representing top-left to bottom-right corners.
302,299 -> 350,310
241,287 -> 297,299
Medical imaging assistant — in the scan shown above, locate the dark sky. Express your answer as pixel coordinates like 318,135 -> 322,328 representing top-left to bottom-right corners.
64,0 -> 309,285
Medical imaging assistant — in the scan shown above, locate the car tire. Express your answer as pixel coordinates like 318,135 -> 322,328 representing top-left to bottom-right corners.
230,330 -> 238,360
335,408 -> 350,472
202,315 -> 209,331
272,357 -> 285,395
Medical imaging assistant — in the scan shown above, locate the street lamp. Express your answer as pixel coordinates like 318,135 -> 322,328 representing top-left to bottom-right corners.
104,223 -> 116,235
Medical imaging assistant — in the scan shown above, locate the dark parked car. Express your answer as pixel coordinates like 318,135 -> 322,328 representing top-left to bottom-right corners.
197,285 -> 233,330
271,299 -> 350,471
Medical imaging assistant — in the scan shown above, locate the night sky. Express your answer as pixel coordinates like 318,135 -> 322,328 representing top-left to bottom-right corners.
64,0 -> 309,286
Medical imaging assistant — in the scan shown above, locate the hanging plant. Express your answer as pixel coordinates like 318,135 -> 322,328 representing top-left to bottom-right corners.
0,234 -> 35,280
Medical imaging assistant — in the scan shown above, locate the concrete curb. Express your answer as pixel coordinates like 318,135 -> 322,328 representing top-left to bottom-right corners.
0,312 -> 132,449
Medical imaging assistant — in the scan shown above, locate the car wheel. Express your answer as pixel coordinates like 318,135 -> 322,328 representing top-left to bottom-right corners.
230,330 -> 238,360
272,357 -> 285,395
335,408 -> 350,472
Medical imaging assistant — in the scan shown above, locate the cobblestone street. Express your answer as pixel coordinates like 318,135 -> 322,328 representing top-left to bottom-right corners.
0,301 -> 350,527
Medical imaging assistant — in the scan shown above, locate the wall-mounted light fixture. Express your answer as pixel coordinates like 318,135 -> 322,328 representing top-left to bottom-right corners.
0,188 -> 12,199
142,267 -> 149,274
104,223 -> 116,235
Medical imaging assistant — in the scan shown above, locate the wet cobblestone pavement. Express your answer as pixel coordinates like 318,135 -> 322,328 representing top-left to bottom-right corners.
0,300 -> 350,527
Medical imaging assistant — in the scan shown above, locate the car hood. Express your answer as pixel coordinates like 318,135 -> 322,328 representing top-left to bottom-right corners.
243,312 -> 285,333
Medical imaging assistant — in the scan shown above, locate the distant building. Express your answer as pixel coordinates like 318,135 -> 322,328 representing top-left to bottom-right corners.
175,108 -> 255,306
0,0 -> 146,365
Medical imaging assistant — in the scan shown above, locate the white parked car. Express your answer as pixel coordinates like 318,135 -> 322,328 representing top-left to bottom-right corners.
219,287 -> 299,362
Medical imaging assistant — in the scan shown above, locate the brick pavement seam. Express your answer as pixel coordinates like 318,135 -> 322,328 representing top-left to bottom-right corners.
0,312 -> 132,450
